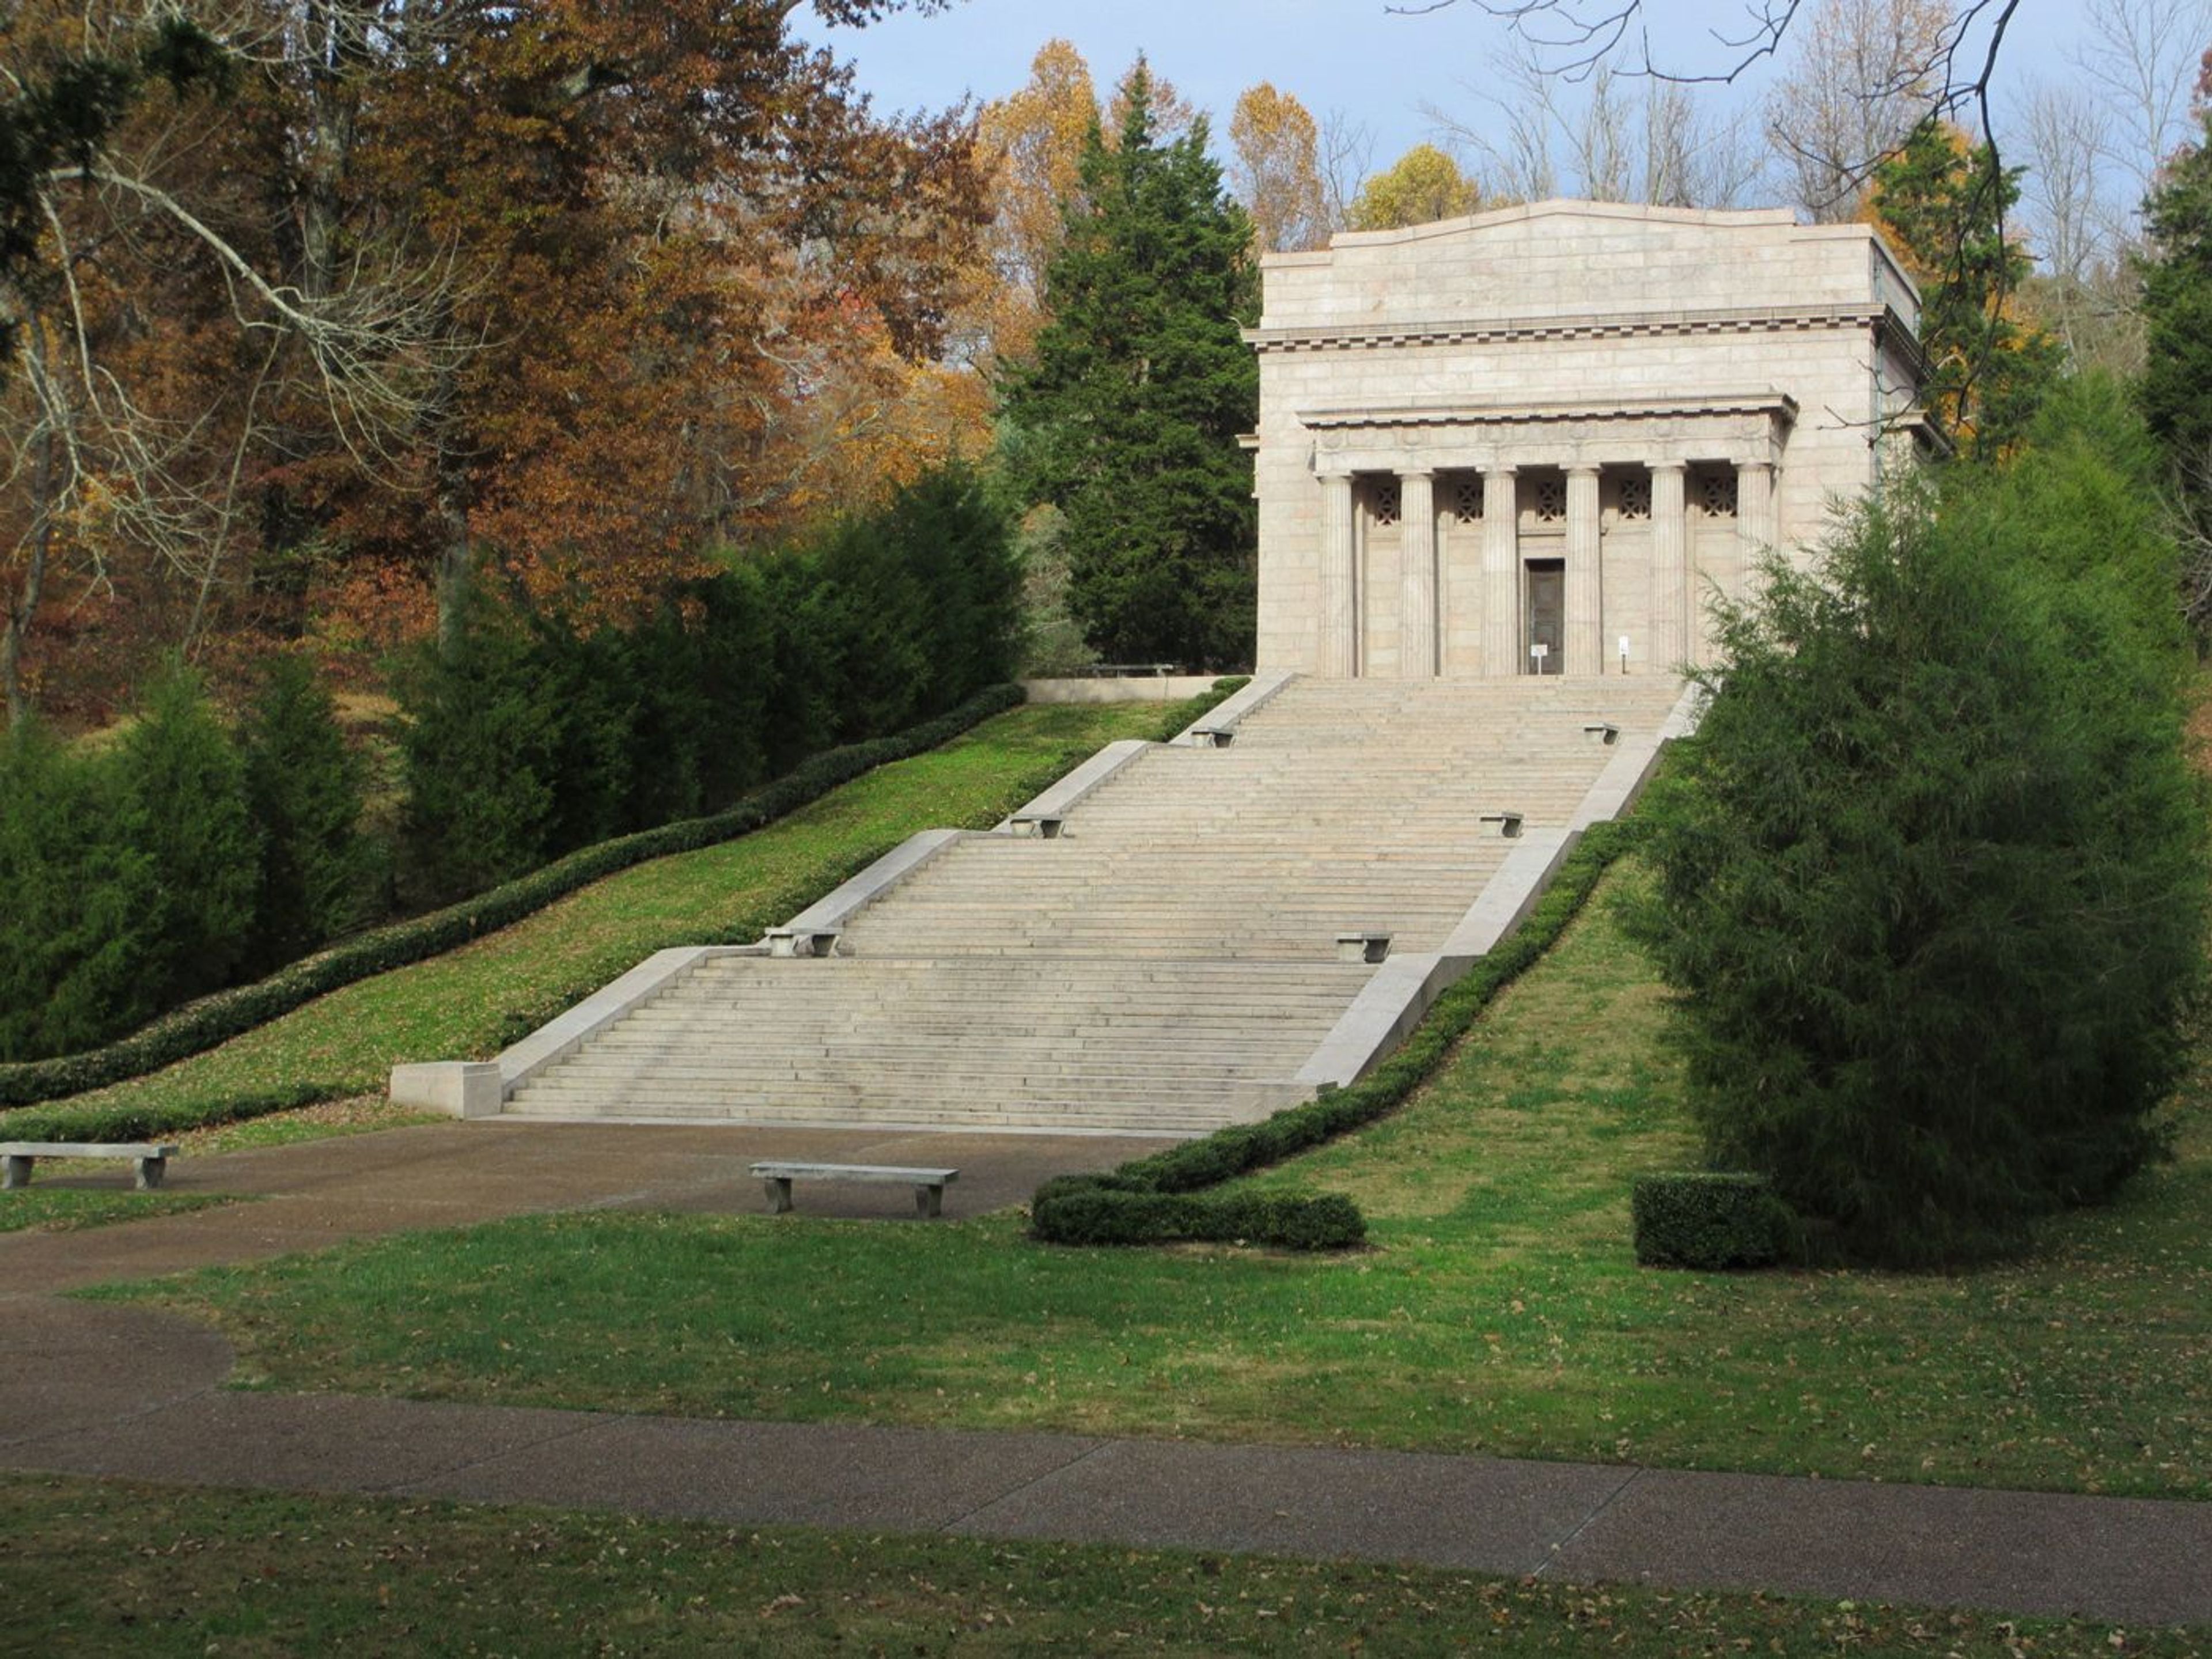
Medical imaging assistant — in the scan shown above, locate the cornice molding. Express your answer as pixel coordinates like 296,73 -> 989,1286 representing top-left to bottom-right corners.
1246,303 -> 1921,373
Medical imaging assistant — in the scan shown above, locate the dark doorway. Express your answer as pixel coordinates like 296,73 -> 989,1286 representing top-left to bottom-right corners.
1525,558 -> 1565,675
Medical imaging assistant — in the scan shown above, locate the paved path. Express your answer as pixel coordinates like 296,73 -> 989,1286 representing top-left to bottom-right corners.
2,1124 -> 2206,1629
0,1118 -> 1172,1293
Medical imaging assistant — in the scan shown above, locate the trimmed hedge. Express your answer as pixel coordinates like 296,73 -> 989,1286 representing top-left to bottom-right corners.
1027,1186 -> 1365,1249
1630,1172 -> 1796,1270
1031,817 -> 1642,1250
0,1083 -> 338,1148
0,684 -> 1025,1112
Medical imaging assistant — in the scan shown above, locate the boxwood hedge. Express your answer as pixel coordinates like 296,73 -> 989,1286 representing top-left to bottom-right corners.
1030,817 -> 1641,1251
0,684 -> 1025,1112
1630,1171 -> 1796,1270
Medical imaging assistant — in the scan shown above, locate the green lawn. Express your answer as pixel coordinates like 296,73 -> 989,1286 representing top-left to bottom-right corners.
0,1188 -> 233,1233
128,866 -> 2212,1500
3,1474 -> 2187,1657
7,700 -> 1191,1135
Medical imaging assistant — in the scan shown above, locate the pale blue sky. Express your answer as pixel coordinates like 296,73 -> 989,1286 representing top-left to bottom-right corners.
794,1 -> 2101,200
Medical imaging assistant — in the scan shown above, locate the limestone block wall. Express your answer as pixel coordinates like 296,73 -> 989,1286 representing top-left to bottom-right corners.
1248,200 -> 1925,677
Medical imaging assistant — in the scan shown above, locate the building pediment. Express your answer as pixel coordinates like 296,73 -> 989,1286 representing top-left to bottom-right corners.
1256,199 -> 1920,344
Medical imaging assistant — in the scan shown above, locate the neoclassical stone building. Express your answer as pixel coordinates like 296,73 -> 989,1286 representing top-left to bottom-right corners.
1245,201 -> 1928,677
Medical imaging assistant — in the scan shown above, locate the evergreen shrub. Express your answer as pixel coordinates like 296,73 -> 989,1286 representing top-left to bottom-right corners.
0,719 -> 153,1060
119,657 -> 260,1012
1630,1173 -> 1794,1270
399,463 -> 1021,903
1629,388 -> 2209,1266
0,683 -> 1023,1113
241,655 -> 377,974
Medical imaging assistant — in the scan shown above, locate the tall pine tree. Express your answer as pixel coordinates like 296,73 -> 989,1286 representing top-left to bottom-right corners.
1002,65 -> 1259,669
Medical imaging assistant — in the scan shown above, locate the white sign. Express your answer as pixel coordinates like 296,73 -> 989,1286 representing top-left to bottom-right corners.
1529,643 -> 1549,660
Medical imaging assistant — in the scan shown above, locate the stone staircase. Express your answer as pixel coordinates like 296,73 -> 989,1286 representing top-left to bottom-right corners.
497,675 -> 1688,1136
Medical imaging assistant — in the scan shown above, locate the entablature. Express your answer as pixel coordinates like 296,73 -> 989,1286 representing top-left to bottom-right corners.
1298,391 -> 1797,476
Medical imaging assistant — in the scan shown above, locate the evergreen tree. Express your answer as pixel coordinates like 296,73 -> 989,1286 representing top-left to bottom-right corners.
118,656 -> 260,1010
2137,111 -> 2212,484
1630,385 -> 2207,1265
241,655 -> 374,972
1870,118 -> 2063,459
1002,64 -> 1259,669
397,593 -> 560,905
0,718 -> 154,1059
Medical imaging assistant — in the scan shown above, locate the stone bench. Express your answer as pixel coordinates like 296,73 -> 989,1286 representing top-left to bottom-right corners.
1,1141 -> 181,1191
751,1161 -> 959,1218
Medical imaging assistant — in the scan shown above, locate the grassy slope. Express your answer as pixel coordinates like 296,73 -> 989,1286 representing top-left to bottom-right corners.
7,702 -> 1184,1131
130,865 -> 2212,1501
3,1474 -> 2187,1657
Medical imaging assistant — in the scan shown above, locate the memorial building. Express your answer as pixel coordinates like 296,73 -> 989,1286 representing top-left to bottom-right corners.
1245,200 -> 1929,678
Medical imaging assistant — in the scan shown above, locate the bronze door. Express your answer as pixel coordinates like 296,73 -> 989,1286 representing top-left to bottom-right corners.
1525,559 -> 1565,675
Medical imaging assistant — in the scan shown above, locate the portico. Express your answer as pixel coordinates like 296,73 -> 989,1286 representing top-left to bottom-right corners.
1246,202 -> 1926,677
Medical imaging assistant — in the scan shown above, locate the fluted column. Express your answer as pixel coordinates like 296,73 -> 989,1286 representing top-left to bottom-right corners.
1565,465 -> 1603,676
1738,459 -> 1775,600
1397,470 -> 1437,678
1481,465 -> 1518,677
1318,469 -> 1357,676
1650,462 -> 1689,673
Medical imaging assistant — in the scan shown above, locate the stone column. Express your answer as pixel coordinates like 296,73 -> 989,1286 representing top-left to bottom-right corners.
1397,470 -> 1437,678
1738,459 -> 1775,599
1650,462 -> 1688,673
1565,465 -> 1603,676
1480,465 -> 1518,677
1318,469 -> 1357,676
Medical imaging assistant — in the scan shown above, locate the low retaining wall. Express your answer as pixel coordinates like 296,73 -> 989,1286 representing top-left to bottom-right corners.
1021,676 -> 1221,704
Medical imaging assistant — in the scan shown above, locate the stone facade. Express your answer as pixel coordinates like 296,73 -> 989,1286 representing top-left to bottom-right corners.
1245,201 -> 1927,677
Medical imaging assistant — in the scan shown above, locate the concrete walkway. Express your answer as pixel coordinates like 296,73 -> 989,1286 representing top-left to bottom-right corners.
2,1123 -> 2206,1629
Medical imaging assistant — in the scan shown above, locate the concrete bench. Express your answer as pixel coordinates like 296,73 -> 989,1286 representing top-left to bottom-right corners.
1,1141 -> 180,1191
750,1161 -> 959,1218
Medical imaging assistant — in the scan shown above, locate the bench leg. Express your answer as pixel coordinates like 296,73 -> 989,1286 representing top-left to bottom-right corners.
915,1183 -> 943,1219
763,1176 -> 793,1214
136,1157 -> 166,1192
2,1154 -> 31,1190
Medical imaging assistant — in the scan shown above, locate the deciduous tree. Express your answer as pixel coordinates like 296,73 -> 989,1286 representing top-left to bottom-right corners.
1230,82 -> 1331,252
1869,118 -> 2063,456
1766,0 -> 1955,221
1346,143 -> 1480,231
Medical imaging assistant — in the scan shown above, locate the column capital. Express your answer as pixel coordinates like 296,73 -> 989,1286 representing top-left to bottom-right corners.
1315,464 -> 1355,482
1649,458 -> 1688,475
1565,462 -> 1601,479
1479,462 -> 1518,479
1736,457 -> 1775,476
1397,467 -> 1437,482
